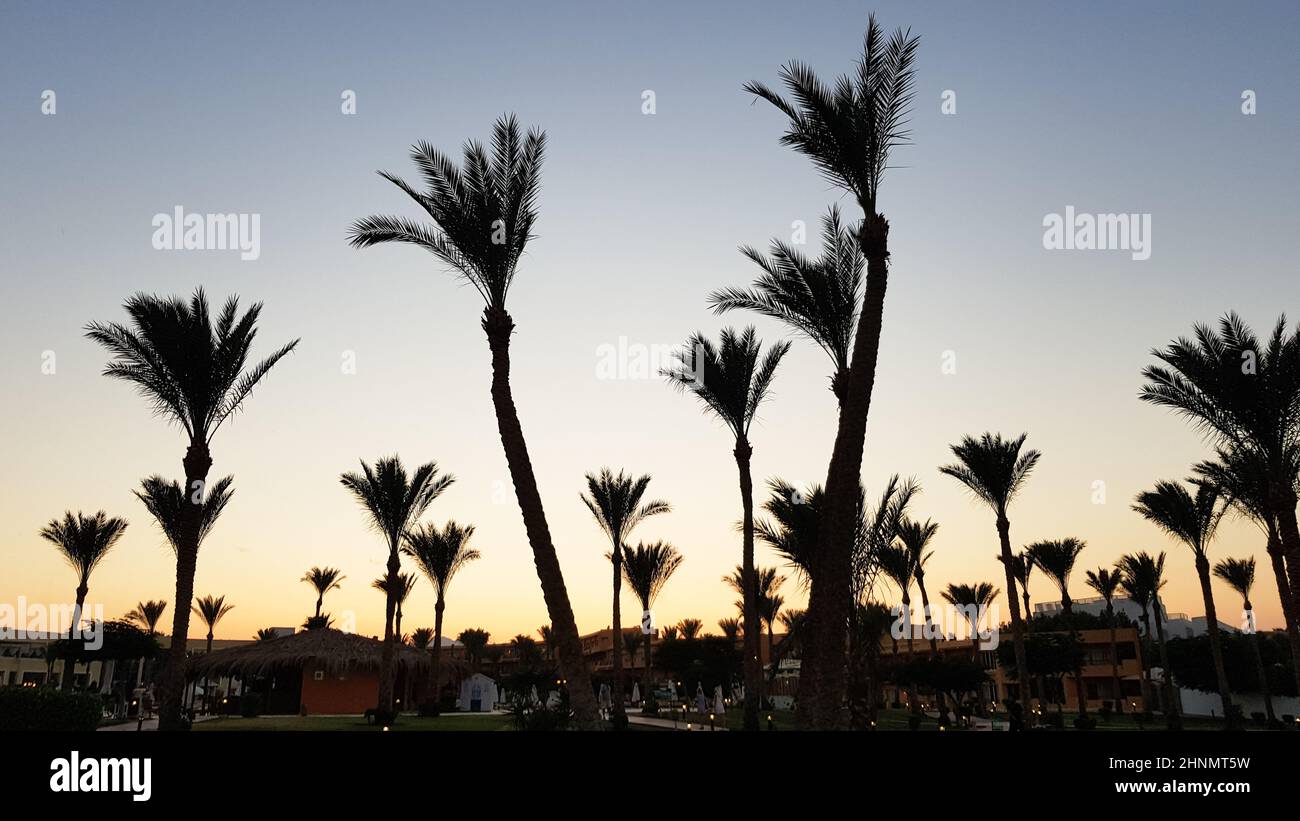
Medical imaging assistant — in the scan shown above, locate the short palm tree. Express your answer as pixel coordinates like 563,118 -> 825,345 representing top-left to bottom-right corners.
40,511 -> 129,690
1134,480 -> 1235,725
622,540 -> 684,695
536,625 -> 557,660
875,543 -> 917,654
897,517 -> 940,654
403,520 -> 481,712
340,455 -> 453,719
1195,445 -> 1300,698
710,206 -> 863,402
1117,570 -> 1154,713
409,627 -> 434,649
1118,551 -> 1177,725
581,469 -> 670,727
999,550 -> 1035,630
941,582 -> 999,712
87,289 -> 298,729
676,619 -> 703,640
940,433 -> 1040,709
457,628 -> 490,671
718,617 -> 742,643
665,326 -> 789,730
349,116 -> 602,728
1085,567 -> 1126,713
302,567 -> 345,619
255,628 -> 280,642
746,14 -> 919,729
192,595 -> 234,654
1214,557 -> 1275,723
372,572 -> 418,641
125,598 -> 168,686
725,565 -> 786,681
756,479 -> 824,585
1027,538 -> 1089,717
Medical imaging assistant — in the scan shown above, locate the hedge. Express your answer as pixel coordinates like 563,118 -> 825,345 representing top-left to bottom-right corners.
0,686 -> 103,731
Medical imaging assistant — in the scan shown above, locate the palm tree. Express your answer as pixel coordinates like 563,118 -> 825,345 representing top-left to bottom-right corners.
40,512 -> 129,690
349,115 -> 602,728
457,628 -> 490,671
255,628 -> 280,642
537,625 -> 557,660
875,543 -> 917,654
340,456 -> 453,719
87,289 -> 298,730
1117,567 -> 1155,713
665,326 -> 789,730
1119,551 -> 1177,725
510,634 -> 542,668
676,619 -> 704,640
192,595 -> 234,654
1195,445 -> 1300,699
710,206 -> 863,401
941,582 -> 999,712
403,520 -> 481,712
1134,480 -> 1236,725
940,433 -> 1040,712
1214,557 -> 1275,723
1085,567 -> 1126,713
409,627 -> 435,649
1140,314 -> 1300,605
999,550 -> 1036,628
746,14 -> 920,728
1026,538 -> 1089,718
718,617 -> 742,643
581,469 -> 670,727
725,564 -> 786,709
897,517 -> 940,654
301,567 -> 345,619
373,572 -> 418,641
124,599 -> 168,686
622,540 -> 683,695
756,479 -> 823,585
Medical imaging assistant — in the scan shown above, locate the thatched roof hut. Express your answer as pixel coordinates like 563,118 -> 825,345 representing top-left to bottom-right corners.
187,629 -> 445,679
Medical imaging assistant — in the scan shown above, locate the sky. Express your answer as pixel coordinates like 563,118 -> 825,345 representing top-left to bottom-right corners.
1,0 -> 1298,644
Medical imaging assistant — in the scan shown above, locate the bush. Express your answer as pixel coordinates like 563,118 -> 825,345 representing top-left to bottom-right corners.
1043,712 -> 1065,729
0,687 -> 103,731
240,692 -> 264,717
1074,716 -> 1098,730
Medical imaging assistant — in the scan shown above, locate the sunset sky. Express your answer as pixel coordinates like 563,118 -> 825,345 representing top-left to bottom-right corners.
2,0 -> 1298,644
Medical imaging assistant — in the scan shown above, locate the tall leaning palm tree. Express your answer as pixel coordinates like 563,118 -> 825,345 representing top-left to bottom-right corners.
349,115 -> 603,729
340,456 -> 453,720
581,469 -> 670,727
940,433 -> 1040,712
87,289 -> 298,730
746,14 -> 920,729
1085,567 -> 1126,714
1214,557 -> 1275,724
1119,551 -> 1178,726
665,326 -> 789,730
618,543 -> 681,701
897,517 -> 940,655
40,512 -> 129,690
710,206 -> 863,402
403,520 -> 481,713
1133,480 -> 1236,726
1026,538 -> 1089,718
124,599 -> 168,685
302,567 -> 345,619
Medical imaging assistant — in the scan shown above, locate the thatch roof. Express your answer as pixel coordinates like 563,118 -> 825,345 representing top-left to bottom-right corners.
186,629 -> 454,679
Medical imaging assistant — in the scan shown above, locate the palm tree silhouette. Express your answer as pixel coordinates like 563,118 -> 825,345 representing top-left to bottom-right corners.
725,565 -> 786,688
1213,557 -> 1274,724
999,550 -> 1036,631
1084,567 -> 1125,713
1117,567 -> 1154,714
746,14 -> 919,728
403,520 -> 481,713
898,517 -> 940,655
1026,538 -> 1089,719
622,540 -> 683,700
711,206 -> 863,402
1118,551 -> 1178,727
125,599 -> 168,686
581,469 -> 670,727
457,628 -> 490,672
1141,315 -> 1300,600
876,543 -> 917,654
340,456 -> 452,719
192,594 -> 234,654
40,511 -> 129,690
676,619 -> 703,640
255,627 -> 280,642
301,567 -> 345,619
86,290 -> 298,730
373,572 -> 418,642
1195,446 -> 1300,699
349,116 -> 603,729
665,326 -> 789,730
717,617 -> 742,643
1134,480 -> 1236,726
940,432 -> 1040,713
941,582 -> 999,713
756,479 -> 823,585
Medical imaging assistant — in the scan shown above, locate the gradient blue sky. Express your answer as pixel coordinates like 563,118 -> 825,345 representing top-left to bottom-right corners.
2,1 -> 1298,642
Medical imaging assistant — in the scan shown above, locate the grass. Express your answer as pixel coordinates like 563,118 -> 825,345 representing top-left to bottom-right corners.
195,713 -> 515,732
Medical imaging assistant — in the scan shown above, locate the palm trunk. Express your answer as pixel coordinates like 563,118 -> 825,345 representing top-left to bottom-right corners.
60,585 -> 88,691
1063,598 -> 1088,718
204,631 -> 214,714
1137,606 -> 1153,712
376,548 -> 398,718
483,307 -> 600,729
642,630 -> 653,709
803,213 -> 891,730
1107,603 -> 1123,713
314,595 -> 323,619
1263,524 -> 1300,700
1273,490 -> 1300,597
158,440 -> 211,732
610,544 -> 627,726
1194,555 -> 1235,725
735,438 -> 762,731
426,597 -> 445,710
1151,593 -> 1181,728
996,516 -> 1033,715
916,573 -> 938,656
1242,601 -> 1275,724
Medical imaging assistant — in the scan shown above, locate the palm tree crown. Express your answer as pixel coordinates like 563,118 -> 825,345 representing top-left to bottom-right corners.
302,567 -> 345,598
133,475 -> 235,554
939,433 -> 1042,519
1132,480 -> 1226,559
1025,538 -> 1086,611
340,457 -> 454,545
621,540 -> 684,612
402,521 -> 481,597
40,511 -> 129,587
348,115 -> 545,312
192,595 -> 234,633
1213,557 -> 1256,607
663,326 -> 791,440
581,469 -> 670,557
125,600 -> 168,635
1085,567 -> 1122,606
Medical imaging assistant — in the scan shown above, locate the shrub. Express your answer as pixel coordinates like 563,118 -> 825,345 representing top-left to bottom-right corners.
1073,716 -> 1097,730
0,686 -> 103,731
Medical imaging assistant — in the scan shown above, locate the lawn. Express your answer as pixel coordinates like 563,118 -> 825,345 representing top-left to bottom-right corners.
194,713 -> 515,732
